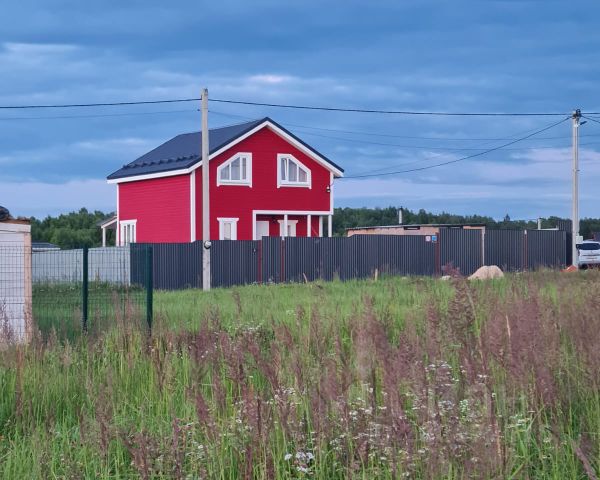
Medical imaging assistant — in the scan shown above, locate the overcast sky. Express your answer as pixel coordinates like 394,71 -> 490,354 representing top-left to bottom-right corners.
2,0 -> 600,220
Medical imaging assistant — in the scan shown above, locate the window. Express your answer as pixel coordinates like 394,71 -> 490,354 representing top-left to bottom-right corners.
119,220 -> 137,246
217,153 -> 252,186
277,154 -> 311,188
218,218 -> 239,240
277,219 -> 298,237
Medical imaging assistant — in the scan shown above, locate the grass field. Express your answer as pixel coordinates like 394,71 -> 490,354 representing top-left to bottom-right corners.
1,272 -> 600,478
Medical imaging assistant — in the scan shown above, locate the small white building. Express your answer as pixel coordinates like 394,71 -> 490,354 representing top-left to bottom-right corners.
0,212 -> 32,344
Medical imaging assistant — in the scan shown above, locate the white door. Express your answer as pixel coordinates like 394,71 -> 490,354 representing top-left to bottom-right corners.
256,220 -> 270,239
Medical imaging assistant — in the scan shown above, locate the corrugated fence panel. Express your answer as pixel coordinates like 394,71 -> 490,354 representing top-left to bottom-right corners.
281,235 -> 436,282
440,229 -> 483,276
342,236 -> 376,280
211,240 -> 260,288
33,249 -> 82,283
321,237 -> 346,281
525,230 -> 566,269
484,230 -> 524,271
377,235 -> 436,276
33,247 -> 130,284
133,242 -> 202,290
282,237 -> 321,282
261,237 -> 282,284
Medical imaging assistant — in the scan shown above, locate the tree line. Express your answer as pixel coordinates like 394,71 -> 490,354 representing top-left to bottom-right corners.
30,207 -> 600,249
31,208 -> 115,249
331,207 -> 600,238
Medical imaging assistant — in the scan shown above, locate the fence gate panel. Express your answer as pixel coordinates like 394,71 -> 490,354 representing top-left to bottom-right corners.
132,242 -> 201,290
484,230 -> 524,271
440,229 -> 483,276
525,230 -> 567,270
211,240 -> 260,287
378,235 -> 436,276
261,237 -> 282,284
282,237 -> 321,283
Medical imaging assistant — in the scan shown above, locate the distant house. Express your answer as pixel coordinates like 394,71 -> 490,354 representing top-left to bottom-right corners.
347,223 -> 486,237
107,117 -> 343,244
31,242 -> 60,252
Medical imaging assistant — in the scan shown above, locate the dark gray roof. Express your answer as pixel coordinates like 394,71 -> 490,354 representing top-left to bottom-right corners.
107,117 -> 343,180
32,242 -> 59,250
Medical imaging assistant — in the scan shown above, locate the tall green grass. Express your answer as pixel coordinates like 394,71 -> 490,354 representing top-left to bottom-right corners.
0,272 -> 599,478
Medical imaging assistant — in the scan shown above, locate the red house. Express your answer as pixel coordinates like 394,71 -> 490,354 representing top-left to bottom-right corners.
107,117 -> 344,244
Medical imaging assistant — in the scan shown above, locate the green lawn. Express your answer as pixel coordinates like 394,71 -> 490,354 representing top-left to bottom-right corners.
1,272 -> 599,478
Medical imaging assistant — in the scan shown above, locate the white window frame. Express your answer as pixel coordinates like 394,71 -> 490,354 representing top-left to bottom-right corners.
277,154 -> 311,189
218,217 -> 239,240
277,219 -> 298,237
119,219 -> 137,246
217,152 -> 252,186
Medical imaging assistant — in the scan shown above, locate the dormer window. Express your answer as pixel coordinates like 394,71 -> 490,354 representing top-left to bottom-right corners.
217,153 -> 252,186
277,154 -> 311,188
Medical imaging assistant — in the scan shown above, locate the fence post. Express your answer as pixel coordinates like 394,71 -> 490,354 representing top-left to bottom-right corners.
82,246 -> 89,332
145,245 -> 153,332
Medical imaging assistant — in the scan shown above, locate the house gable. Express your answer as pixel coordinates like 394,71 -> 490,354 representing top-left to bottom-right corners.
194,126 -> 335,240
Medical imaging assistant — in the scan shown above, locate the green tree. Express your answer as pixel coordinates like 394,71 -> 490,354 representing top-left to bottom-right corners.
31,208 -> 115,249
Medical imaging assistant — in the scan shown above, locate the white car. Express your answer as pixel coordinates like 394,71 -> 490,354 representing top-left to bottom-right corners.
577,240 -> 600,268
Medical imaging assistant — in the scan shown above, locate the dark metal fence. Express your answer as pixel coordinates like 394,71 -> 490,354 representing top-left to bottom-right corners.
525,230 -> 567,269
440,229 -> 483,276
129,229 -> 568,290
26,245 -> 153,340
133,241 -> 261,290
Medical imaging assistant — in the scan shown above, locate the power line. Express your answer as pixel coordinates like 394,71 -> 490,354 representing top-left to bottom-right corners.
211,108 -> 596,159
210,108 -> 598,143
0,95 -> 590,117
210,98 -> 572,116
293,129 -> 574,152
0,108 -> 199,121
343,116 -> 571,179
582,115 -> 600,125
0,98 -> 201,109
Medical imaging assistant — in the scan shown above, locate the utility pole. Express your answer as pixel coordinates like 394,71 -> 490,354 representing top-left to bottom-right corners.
572,108 -> 581,267
201,88 -> 211,290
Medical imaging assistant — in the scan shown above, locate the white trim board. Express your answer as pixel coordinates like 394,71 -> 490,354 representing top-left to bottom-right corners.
107,120 -> 344,184
190,172 -> 196,242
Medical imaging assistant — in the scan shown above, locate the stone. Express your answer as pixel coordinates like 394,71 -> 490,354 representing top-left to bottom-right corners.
468,265 -> 504,280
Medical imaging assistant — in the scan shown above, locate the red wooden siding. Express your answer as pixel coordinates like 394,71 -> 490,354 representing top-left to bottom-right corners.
195,127 -> 332,240
119,175 -> 190,243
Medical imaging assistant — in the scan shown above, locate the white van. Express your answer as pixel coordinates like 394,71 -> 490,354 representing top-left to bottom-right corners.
577,240 -> 600,268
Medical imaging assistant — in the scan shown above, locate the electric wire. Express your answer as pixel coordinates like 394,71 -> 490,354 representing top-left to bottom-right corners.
209,109 -> 593,148
0,96 -> 593,117
210,98 -> 571,116
343,116 -> 571,178
0,108 -> 199,121
582,115 -> 600,125
0,98 -> 201,109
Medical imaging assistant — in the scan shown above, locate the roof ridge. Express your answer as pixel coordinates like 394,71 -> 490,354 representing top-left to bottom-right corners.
176,117 -> 266,137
